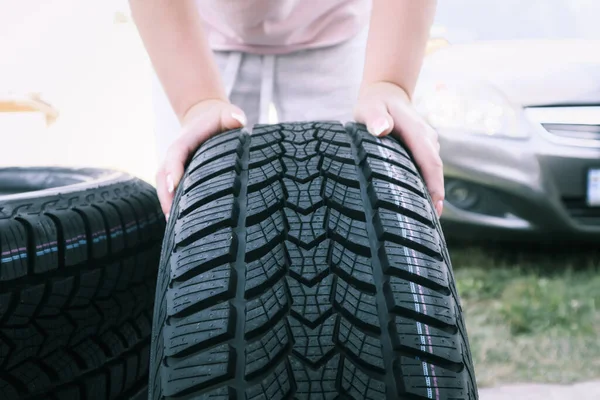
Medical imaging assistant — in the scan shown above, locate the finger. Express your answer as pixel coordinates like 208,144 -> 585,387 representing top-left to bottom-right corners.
415,142 -> 444,215
155,165 -> 172,217
156,141 -> 189,218
387,110 -> 445,216
173,104 -> 247,187
422,124 -> 441,152
407,132 -> 445,217
180,104 -> 247,145
354,100 -> 394,137
435,198 -> 444,217
160,105 -> 248,217
158,133 -> 211,218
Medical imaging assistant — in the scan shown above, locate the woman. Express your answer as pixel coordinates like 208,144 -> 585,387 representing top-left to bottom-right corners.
130,0 -> 444,220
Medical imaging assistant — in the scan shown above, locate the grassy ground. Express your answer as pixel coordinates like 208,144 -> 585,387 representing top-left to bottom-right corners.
449,243 -> 600,388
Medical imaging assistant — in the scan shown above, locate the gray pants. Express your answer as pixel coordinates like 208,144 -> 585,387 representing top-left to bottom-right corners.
152,28 -> 369,163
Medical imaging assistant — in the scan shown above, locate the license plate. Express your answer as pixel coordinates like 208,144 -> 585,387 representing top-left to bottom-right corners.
587,169 -> 600,207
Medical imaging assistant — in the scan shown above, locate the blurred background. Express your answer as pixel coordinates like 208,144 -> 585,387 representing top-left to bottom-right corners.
1,0 -> 599,395
0,0 -> 155,183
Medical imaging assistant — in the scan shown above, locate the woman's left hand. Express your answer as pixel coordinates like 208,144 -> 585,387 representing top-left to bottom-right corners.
354,81 -> 445,217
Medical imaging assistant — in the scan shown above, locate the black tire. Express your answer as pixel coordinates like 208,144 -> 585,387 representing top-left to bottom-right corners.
0,167 -> 165,399
150,122 -> 478,399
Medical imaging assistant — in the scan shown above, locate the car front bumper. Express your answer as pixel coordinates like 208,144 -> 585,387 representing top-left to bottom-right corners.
438,118 -> 600,241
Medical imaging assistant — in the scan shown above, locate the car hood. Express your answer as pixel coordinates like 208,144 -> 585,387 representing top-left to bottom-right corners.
419,40 -> 600,107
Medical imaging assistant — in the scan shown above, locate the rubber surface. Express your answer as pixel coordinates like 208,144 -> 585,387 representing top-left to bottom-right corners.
0,168 -> 165,399
0,167 -> 110,196
150,122 -> 478,399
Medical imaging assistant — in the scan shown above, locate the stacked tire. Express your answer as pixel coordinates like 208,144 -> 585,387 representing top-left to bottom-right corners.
0,168 -> 165,400
149,122 -> 478,399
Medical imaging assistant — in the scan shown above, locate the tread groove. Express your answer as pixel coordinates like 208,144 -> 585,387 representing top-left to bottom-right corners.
232,133 -> 251,398
394,347 -> 464,372
375,200 -> 434,229
14,217 -> 35,276
332,298 -> 381,335
381,232 -> 443,261
91,204 -> 112,255
245,340 -> 291,382
368,170 -> 426,199
391,308 -> 459,334
184,164 -> 238,196
71,208 -> 94,261
244,293 -> 291,340
187,148 -> 240,179
289,306 -> 334,330
346,123 -> 400,400
0,242 -> 156,293
0,371 -> 27,396
383,263 -> 451,297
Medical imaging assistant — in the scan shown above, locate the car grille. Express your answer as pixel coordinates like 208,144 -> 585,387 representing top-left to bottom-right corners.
542,123 -> 600,141
525,106 -> 600,148
562,198 -> 600,226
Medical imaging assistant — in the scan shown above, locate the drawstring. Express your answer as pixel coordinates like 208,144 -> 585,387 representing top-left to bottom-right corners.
222,52 -> 277,125
259,55 -> 276,124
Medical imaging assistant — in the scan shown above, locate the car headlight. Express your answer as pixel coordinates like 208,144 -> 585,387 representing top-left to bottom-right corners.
414,82 -> 529,138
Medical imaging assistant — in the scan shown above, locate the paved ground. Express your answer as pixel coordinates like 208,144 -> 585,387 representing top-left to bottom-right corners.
480,380 -> 600,400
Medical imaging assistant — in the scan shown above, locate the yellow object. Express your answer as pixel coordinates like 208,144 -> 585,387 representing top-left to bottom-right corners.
426,37 -> 450,55
0,93 -> 59,126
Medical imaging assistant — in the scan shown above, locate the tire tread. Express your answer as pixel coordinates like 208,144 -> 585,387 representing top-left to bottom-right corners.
0,177 -> 164,399
151,123 -> 477,399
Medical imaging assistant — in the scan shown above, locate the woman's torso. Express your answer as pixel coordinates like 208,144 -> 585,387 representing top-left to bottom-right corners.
195,0 -> 371,54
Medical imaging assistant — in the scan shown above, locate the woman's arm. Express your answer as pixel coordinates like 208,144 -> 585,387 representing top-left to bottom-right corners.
355,0 -> 445,216
129,0 -> 227,120
130,0 -> 246,217
362,0 -> 437,98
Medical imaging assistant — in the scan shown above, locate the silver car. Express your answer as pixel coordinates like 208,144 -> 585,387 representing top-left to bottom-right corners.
415,0 -> 600,241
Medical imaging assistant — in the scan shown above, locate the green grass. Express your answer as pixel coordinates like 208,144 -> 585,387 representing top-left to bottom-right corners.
450,244 -> 600,387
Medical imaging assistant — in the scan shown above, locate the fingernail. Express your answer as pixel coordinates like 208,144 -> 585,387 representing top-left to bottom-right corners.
165,212 -> 169,222
166,174 -> 174,194
232,112 -> 247,126
435,200 -> 444,217
370,119 -> 390,137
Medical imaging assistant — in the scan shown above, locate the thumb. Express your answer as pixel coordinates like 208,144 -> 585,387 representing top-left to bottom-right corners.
219,104 -> 247,131
355,101 -> 394,137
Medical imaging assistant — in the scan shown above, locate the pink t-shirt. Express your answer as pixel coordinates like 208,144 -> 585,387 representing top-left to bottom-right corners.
196,0 -> 371,54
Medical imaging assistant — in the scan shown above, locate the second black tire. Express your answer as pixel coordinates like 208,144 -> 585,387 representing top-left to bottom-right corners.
150,122 -> 478,399
0,168 -> 165,399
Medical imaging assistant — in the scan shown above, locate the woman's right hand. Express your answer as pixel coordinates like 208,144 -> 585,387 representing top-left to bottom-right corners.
156,99 -> 247,219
